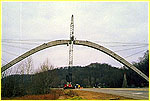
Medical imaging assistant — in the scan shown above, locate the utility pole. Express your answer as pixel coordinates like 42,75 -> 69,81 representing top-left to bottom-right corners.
122,72 -> 128,88
122,66 -> 128,88
69,15 -> 74,67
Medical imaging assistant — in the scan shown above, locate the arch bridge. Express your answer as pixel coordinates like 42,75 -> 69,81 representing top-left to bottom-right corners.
1,40 -> 149,82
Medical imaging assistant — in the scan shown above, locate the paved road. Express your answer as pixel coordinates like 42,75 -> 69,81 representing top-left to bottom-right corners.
79,88 -> 149,100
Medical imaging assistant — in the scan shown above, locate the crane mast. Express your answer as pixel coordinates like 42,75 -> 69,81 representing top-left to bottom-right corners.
69,15 -> 74,67
64,15 -> 74,89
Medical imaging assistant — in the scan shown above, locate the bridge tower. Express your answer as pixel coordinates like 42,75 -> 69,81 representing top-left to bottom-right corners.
69,15 -> 74,67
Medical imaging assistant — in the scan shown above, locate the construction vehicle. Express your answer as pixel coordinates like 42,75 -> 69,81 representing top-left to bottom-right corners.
64,72 -> 74,89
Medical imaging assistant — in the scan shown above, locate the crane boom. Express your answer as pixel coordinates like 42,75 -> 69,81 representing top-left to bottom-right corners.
64,15 -> 75,89
69,15 -> 74,67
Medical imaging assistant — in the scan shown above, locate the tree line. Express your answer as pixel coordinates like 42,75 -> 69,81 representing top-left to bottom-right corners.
1,50 -> 149,97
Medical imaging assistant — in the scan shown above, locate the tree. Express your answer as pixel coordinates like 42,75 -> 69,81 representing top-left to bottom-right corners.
25,57 -> 34,74
126,50 -> 149,87
33,58 -> 58,94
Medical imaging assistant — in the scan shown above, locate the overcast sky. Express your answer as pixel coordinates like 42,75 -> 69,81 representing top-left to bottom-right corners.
2,2 -> 148,72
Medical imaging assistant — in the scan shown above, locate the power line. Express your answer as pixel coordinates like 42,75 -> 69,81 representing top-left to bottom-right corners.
2,40 -> 148,51
105,44 -> 148,47
2,39 -> 149,45
125,50 -> 146,58
2,39 -> 52,42
2,43 -> 30,50
1,58 -> 9,64
2,41 -> 40,45
93,40 -> 148,45
2,50 -> 19,57
114,45 -> 147,52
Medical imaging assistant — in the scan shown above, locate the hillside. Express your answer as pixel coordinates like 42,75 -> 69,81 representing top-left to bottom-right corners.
1,51 -> 149,97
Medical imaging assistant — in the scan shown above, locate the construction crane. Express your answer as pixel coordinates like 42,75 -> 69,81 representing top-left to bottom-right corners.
69,14 -> 74,67
64,15 -> 74,89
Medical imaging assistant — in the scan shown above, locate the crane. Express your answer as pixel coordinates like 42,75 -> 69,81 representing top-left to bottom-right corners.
64,15 -> 75,89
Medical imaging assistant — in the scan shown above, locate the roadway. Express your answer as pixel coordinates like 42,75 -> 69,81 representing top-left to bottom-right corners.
79,88 -> 149,100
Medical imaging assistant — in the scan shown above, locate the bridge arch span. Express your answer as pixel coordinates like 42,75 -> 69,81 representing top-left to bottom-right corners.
2,40 -> 149,82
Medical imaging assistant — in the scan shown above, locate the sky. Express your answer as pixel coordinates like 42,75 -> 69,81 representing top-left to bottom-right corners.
2,2 -> 149,73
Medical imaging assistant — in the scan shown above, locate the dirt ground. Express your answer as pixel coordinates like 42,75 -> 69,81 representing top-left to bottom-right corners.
2,89 -> 133,100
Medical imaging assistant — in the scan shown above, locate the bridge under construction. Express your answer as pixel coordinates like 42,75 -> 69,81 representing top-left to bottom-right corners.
1,15 -> 149,82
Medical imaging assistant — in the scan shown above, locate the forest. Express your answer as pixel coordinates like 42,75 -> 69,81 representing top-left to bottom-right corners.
1,50 -> 149,97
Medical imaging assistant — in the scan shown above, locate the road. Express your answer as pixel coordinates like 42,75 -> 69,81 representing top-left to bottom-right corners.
79,88 -> 149,100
